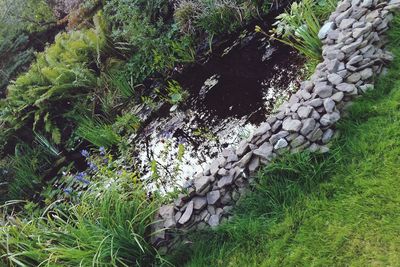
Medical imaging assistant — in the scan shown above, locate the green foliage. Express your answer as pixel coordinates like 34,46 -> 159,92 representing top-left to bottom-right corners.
174,0 -> 268,36
267,0 -> 337,61
0,0 -> 55,39
0,23 -> 105,147
4,143 -> 53,201
76,116 -> 121,148
0,183 -> 168,266
157,80 -> 189,105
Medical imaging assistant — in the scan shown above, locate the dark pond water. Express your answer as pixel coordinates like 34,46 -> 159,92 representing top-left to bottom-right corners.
130,22 -> 305,192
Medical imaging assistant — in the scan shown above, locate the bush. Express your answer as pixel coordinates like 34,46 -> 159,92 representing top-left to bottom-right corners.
0,20 -> 105,148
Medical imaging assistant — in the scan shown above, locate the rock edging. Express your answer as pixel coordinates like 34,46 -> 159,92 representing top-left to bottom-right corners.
152,0 -> 400,247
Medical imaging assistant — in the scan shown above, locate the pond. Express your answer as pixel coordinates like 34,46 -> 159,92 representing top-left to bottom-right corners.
130,20 -> 305,192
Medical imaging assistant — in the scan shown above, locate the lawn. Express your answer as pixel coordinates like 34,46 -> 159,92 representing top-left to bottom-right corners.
169,16 -> 400,267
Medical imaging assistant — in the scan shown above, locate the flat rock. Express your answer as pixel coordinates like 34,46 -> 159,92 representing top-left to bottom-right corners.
253,143 -> 274,160
315,84 -> 333,98
178,201 -> 194,224
282,119 -> 302,132
300,118 -> 316,136
192,196 -> 207,210
360,68 -> 373,80
320,112 -> 341,126
346,72 -> 361,83
237,151 -> 253,167
253,122 -> 271,137
207,190 -> 221,205
324,98 -> 336,113
195,176 -> 211,193
297,106 -> 313,119
270,131 -> 289,144
159,205 -> 175,219
291,135 -> 306,148
318,22 -> 334,39
248,157 -> 260,172
217,174 -> 234,188
274,138 -> 288,150
236,140 -> 250,157
327,73 -> 343,85
336,83 -> 356,92
208,214 -> 220,227
331,91 -> 344,102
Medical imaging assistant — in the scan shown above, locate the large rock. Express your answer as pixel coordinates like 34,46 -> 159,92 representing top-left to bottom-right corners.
300,118 -> 316,136
193,196 -> 207,210
320,112 -> 341,126
315,84 -> 333,98
318,22 -> 335,39
178,201 -> 194,224
195,176 -> 211,193
282,119 -> 302,132
207,190 -> 221,205
253,143 -> 274,160
336,83 -> 356,92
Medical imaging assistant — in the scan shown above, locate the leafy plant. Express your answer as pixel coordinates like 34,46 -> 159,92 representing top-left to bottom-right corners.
262,0 -> 337,61
76,116 -> 121,148
0,18 -> 105,148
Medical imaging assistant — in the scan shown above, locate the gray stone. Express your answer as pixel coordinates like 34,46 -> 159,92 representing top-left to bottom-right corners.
274,138 -> 288,150
324,98 -> 336,113
300,90 -> 312,100
237,151 -> 253,167
226,153 -> 238,163
253,122 -> 271,137
341,39 -> 362,54
336,83 -> 356,92
337,0 -> 351,12
159,205 -> 175,220
335,7 -> 353,24
339,18 -> 355,29
217,174 -> 234,188
307,127 -> 323,142
193,196 -> 207,210
291,135 -> 306,148
360,68 -> 373,80
271,120 -> 283,132
248,157 -> 260,173
347,55 -> 363,65
253,143 -> 274,160
327,73 -> 343,85
286,133 -> 299,142
221,192 -> 232,205
236,140 -> 250,157
210,159 -> 220,176
359,84 -> 374,93
320,112 -> 341,126
309,98 -> 324,107
207,190 -> 220,205
326,59 -> 340,72
178,201 -> 194,224
315,84 -> 333,98
361,0 -> 373,8
302,80 -> 314,92
346,72 -> 361,83
318,22 -> 334,39
322,129 -> 335,144
300,118 -> 316,136
282,119 -> 302,132
270,131 -> 289,144
352,23 -> 372,39
208,214 -> 220,227
331,91 -> 344,102
218,168 -> 228,176
195,176 -> 211,193
297,106 -> 313,119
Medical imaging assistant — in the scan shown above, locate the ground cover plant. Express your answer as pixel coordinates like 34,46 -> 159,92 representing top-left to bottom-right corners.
167,15 -> 400,266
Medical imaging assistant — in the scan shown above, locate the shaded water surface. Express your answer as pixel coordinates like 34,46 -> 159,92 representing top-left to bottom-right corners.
132,25 -> 305,191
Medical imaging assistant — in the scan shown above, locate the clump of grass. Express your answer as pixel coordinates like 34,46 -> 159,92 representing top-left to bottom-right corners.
0,183 -> 169,266
262,0 -> 337,61
76,116 -> 121,148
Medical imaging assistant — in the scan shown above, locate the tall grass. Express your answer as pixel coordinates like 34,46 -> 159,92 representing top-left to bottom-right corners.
265,0 -> 338,61
76,116 -> 121,148
1,184 -> 168,266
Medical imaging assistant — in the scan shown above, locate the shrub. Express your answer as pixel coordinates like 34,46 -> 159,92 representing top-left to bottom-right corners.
0,21 -> 105,148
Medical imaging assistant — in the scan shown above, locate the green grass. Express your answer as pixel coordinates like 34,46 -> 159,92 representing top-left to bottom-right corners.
168,16 -> 400,267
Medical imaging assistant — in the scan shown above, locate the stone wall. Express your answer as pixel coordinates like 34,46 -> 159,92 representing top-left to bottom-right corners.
153,0 -> 400,246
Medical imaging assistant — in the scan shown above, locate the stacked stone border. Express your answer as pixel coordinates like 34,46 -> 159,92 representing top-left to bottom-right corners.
153,0 -> 400,246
